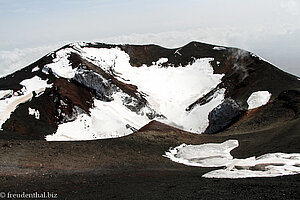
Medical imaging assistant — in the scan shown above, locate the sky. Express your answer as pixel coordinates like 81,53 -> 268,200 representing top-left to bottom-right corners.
0,0 -> 299,77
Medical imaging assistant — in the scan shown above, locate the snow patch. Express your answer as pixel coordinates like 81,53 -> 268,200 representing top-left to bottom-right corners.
20,76 -> 52,92
46,114 -> 97,141
213,46 -> 226,50
28,107 -> 40,119
164,140 -> 238,167
204,153 -> 300,178
156,58 -> 168,65
164,140 -> 300,178
0,76 -> 52,129
44,48 -> 76,79
247,91 -> 271,109
31,66 -> 39,72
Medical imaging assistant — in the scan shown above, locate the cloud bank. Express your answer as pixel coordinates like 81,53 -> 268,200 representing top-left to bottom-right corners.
1,25 -> 299,78
0,43 -> 66,77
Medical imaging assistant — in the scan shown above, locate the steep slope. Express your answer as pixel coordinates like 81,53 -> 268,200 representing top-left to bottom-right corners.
0,41 -> 299,140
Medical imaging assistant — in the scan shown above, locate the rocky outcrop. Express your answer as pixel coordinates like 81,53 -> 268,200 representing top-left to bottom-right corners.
204,98 -> 246,134
74,68 -> 114,102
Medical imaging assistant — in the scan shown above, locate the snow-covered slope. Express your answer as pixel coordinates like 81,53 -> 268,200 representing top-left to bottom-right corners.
0,41 -> 299,140
44,45 -> 225,140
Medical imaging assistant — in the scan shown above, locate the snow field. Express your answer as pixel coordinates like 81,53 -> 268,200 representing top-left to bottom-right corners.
45,46 -> 225,140
164,140 -> 300,178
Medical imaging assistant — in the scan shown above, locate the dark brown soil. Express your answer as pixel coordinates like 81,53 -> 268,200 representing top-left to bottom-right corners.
0,117 -> 299,199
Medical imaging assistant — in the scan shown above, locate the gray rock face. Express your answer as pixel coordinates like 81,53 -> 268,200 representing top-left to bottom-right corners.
122,95 -> 163,120
74,68 -> 114,102
204,98 -> 245,134
122,95 -> 146,113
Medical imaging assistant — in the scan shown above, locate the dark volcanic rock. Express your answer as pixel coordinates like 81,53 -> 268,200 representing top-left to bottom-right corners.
74,68 -> 114,102
204,98 -> 246,134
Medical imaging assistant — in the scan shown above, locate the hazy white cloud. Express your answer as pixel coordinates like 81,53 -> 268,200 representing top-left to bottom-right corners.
1,25 -> 299,78
0,42 -> 66,77
280,0 -> 299,15
98,25 -> 299,51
